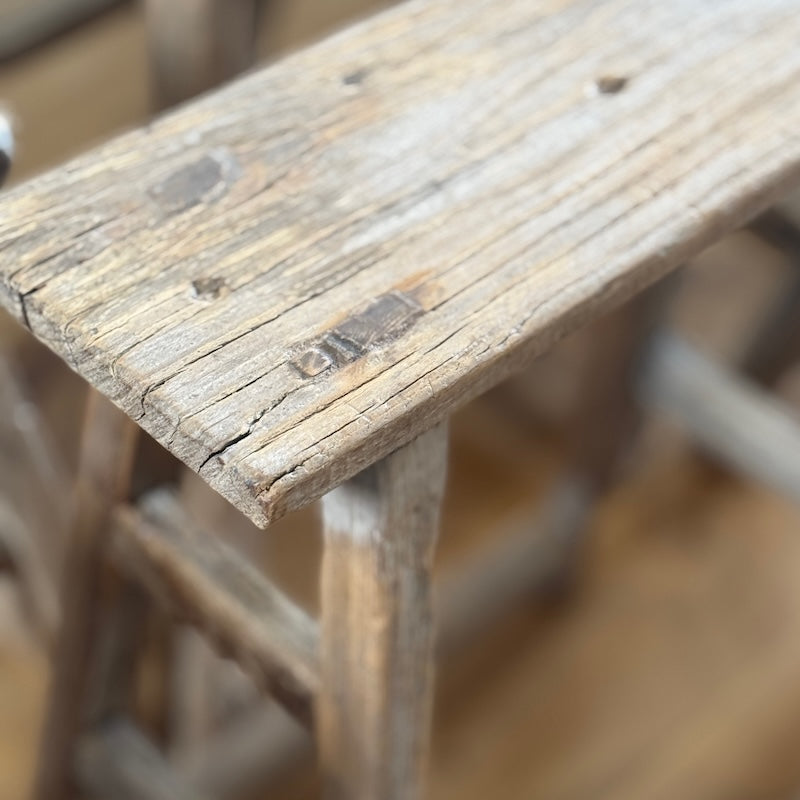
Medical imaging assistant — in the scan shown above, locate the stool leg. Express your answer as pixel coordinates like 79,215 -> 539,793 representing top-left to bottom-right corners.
33,390 -> 139,800
318,423 -> 448,800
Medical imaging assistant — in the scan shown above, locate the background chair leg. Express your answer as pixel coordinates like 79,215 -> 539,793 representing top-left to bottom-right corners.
318,423 -> 448,800
739,210 -> 800,387
32,390 -> 139,800
0,354 -> 72,646
540,276 -> 677,592
144,0 -> 262,109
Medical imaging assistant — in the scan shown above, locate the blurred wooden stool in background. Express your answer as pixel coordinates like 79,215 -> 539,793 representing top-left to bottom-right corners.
1,1 -> 800,800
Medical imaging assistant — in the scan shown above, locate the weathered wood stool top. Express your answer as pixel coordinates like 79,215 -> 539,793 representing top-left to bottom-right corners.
2,0 -> 800,527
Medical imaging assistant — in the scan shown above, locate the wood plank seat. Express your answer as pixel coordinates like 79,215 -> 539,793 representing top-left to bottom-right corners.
5,2 -> 800,799
2,0 -> 800,529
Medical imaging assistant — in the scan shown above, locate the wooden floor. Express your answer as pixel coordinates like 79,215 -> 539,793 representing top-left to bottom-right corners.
3,4 -> 800,800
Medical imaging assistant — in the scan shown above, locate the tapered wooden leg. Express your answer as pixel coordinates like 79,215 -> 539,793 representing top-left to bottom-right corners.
33,390 -> 139,800
318,423 -> 448,800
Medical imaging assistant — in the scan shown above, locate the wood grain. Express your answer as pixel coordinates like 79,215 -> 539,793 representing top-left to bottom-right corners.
2,0 -> 800,527
111,488 -> 319,726
318,423 -> 447,800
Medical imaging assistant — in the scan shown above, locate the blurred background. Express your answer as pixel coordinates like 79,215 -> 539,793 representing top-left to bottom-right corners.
3,2 -> 800,799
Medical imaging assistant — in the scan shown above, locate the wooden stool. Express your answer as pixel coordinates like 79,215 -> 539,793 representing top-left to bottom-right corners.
1,1 -> 800,798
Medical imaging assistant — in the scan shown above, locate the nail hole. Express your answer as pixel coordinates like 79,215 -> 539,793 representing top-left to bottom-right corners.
342,68 -> 368,87
594,75 -> 628,94
191,277 -> 227,302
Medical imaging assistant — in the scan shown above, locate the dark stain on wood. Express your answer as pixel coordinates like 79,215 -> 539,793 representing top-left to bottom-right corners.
292,291 -> 423,378
190,276 -> 227,302
151,152 -> 234,214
